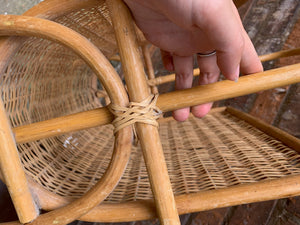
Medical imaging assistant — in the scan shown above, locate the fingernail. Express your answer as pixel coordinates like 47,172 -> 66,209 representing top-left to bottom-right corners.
234,65 -> 240,82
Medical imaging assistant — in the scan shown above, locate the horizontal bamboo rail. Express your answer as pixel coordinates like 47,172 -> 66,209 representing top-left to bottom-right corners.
13,62 -> 300,144
226,107 -> 300,151
259,48 -> 300,62
156,63 -> 300,112
13,172 -> 300,223
147,48 -> 300,87
80,174 -> 300,222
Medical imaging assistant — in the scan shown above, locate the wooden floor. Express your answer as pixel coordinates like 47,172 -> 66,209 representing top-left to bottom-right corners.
0,0 -> 299,224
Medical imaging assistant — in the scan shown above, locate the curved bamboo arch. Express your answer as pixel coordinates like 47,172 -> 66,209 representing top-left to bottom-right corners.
0,15 -> 132,225
0,0 -> 101,77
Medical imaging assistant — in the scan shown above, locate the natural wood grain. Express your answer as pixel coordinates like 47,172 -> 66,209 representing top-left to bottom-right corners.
12,62 -> 300,144
50,174 -> 300,223
226,107 -> 300,151
0,99 -> 38,223
0,14 -> 133,225
147,48 -> 300,87
156,63 -> 300,112
107,0 -> 180,224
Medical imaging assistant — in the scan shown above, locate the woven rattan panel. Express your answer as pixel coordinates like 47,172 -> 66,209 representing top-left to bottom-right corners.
54,3 -> 118,58
0,3 -> 117,127
0,3 -> 118,200
15,110 -> 300,202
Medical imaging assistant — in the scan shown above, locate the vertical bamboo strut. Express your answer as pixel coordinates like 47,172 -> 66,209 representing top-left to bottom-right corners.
142,44 -> 158,94
107,1 -> 180,224
0,99 -> 38,223
135,28 -> 158,94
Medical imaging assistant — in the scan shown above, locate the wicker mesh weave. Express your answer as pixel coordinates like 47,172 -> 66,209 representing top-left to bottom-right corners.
106,111 -> 300,202
0,2 -> 117,199
15,111 -> 300,203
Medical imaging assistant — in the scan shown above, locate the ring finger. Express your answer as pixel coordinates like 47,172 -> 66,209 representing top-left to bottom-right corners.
192,52 -> 220,118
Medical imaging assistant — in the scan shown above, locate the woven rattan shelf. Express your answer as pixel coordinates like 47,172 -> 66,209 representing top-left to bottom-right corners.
16,107 -> 300,223
23,107 -> 300,202
0,0 -> 299,224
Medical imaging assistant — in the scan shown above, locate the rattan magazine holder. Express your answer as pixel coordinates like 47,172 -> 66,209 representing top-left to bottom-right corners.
0,0 -> 299,224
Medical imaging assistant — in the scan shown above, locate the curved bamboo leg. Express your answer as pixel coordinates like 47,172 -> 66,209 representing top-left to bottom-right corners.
0,14 -> 132,225
107,0 -> 180,224
0,99 -> 38,223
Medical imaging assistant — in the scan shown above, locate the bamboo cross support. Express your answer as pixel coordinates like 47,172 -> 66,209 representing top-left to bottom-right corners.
12,62 -> 300,144
147,48 -> 300,87
107,0 -> 180,224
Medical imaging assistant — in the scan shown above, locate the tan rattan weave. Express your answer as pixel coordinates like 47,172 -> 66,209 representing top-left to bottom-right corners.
15,109 -> 300,202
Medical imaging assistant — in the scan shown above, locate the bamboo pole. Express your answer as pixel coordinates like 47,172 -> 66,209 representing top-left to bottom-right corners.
22,172 -> 300,223
147,48 -> 300,87
14,107 -> 113,144
147,68 -> 199,87
80,174 -> 300,222
12,62 -> 300,144
142,44 -> 158,94
259,48 -> 300,62
107,0 -> 180,224
226,107 -> 300,151
136,29 -> 158,94
156,63 -> 300,112
0,99 -> 38,223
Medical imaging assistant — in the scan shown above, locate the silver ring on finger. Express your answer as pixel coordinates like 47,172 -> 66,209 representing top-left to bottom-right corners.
197,50 -> 216,57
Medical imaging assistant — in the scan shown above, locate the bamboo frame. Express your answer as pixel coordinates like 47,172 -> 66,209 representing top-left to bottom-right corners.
12,62 -> 300,144
226,107 -> 300,151
23,0 -> 100,19
0,0 -> 299,224
5,107 -> 300,224
0,99 -> 38,223
156,63 -> 300,112
147,48 -> 300,87
0,14 -> 132,225
107,0 -> 180,224
0,0 -> 100,77
82,174 -> 300,222
135,29 -> 159,94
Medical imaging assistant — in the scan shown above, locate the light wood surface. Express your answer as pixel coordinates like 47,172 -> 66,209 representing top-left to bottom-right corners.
226,107 -> 300,150
0,1 -> 299,224
0,100 -> 38,223
147,48 -> 300,87
107,0 -> 180,224
12,62 -> 300,144
16,144 -> 300,223
156,63 -> 300,112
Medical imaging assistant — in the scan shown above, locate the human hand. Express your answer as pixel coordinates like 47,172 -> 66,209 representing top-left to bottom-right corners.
124,0 -> 263,121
